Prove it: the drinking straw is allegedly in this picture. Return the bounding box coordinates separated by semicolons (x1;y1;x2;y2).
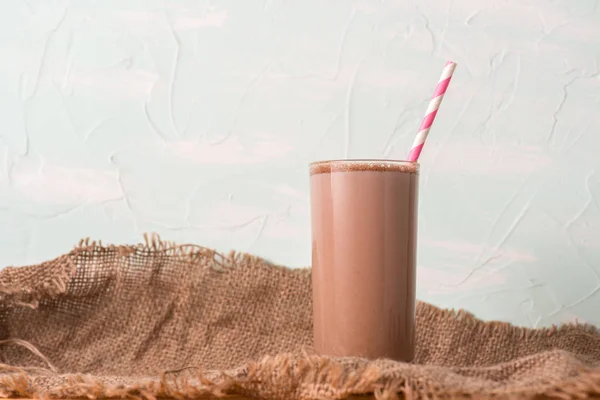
407;61;457;162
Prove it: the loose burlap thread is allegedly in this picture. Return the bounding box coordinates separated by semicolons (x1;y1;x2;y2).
0;235;599;399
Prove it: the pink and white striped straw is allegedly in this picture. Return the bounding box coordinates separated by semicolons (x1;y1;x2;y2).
407;61;457;162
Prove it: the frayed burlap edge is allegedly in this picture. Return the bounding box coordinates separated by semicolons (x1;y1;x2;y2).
8;233;596;343
0;233;310;310
1;234;600;400
2;353;600;400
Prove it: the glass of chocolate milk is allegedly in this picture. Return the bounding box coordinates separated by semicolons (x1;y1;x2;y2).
309;159;418;361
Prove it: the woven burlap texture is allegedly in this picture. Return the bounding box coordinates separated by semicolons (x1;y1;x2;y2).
0;235;599;400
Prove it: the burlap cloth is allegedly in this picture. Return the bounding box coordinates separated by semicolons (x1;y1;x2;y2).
0;235;599;399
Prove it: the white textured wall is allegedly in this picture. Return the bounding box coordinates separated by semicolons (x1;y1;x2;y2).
1;0;600;327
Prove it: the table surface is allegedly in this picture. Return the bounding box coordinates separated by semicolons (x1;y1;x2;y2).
6;396;600;399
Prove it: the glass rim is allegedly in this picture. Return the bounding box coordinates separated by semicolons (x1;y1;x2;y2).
309;159;419;175
309;159;418;166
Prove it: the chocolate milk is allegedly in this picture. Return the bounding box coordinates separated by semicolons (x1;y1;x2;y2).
309;160;418;361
